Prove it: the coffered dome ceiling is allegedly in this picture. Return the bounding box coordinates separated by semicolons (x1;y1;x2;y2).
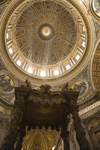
0;0;7;5
0;0;94;85
15;1;77;65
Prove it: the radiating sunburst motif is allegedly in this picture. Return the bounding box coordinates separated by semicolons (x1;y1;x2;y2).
38;23;54;40
15;1;77;65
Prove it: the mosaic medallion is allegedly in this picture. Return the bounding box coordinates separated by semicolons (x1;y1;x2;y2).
71;80;88;97
92;0;100;17
0;75;14;92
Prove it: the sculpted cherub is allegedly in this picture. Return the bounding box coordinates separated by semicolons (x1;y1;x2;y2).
40;84;51;95
61;83;72;92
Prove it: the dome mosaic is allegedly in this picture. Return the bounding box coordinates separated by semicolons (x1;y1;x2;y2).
15;1;77;65
3;0;91;83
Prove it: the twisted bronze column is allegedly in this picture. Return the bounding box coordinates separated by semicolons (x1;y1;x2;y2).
61;125;70;150
2;98;25;150
15;125;26;150
69;99;90;150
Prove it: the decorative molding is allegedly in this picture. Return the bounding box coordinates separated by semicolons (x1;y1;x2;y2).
92;43;100;90
79;101;100;116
